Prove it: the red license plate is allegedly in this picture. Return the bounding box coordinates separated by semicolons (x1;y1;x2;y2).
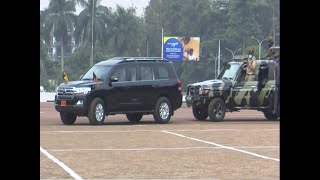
61;101;66;106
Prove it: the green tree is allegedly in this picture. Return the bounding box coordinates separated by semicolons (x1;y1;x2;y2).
107;6;141;56
44;0;77;72
75;0;111;66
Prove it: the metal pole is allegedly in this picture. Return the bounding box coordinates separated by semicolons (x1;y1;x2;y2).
225;48;234;59
259;42;261;60
147;40;149;57
161;26;163;59
218;37;221;75
91;0;94;67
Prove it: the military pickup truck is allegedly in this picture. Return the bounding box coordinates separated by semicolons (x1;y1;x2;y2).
185;58;279;121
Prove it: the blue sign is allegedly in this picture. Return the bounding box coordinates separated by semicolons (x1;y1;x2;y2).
163;38;183;61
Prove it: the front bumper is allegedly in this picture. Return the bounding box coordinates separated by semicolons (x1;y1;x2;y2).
185;95;209;107
54;94;87;116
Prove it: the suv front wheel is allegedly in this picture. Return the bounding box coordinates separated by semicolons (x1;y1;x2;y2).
208;98;226;121
60;112;77;125
192;106;208;120
153;97;172;124
88;98;106;125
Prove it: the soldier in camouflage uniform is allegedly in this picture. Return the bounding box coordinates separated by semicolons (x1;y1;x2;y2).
265;37;276;59
245;49;257;81
273;50;280;115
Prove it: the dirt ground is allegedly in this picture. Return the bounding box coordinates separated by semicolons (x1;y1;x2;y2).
40;102;279;179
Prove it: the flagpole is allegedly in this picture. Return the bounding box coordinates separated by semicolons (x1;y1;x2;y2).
161;26;163;59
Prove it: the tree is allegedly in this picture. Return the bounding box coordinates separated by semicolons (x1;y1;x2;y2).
107;6;141;56
226;0;261;54
74;0;111;66
44;0;77;72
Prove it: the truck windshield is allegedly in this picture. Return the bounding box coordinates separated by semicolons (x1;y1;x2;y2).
81;65;112;81
217;63;240;80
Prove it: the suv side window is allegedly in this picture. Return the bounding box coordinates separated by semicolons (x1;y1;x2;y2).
157;65;169;79
112;66;126;82
127;65;137;81
140;64;154;80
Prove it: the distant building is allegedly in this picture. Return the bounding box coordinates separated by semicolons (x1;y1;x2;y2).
45;28;76;61
41;10;76;61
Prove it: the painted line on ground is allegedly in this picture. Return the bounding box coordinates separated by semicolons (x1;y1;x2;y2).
40;129;279;133
161;130;279;162
47;146;279;152
40;146;83;180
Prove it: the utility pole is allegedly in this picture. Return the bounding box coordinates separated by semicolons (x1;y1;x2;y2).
218;37;221;75
91;0;94;67
272;0;276;46
161;26;163;59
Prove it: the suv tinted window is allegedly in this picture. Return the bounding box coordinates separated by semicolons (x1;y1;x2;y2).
127;65;137;81
112;65;126;82
140;64;154;80
157;65;169;79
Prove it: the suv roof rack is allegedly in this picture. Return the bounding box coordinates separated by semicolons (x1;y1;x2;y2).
111;57;167;62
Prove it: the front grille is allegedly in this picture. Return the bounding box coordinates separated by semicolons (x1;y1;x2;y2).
57;87;75;100
188;85;200;95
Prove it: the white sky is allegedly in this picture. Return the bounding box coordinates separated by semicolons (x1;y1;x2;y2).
40;0;150;17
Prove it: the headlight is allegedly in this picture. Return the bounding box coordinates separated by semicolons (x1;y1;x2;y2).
74;87;91;94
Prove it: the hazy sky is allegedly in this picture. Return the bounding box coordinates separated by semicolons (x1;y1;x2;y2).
40;0;150;17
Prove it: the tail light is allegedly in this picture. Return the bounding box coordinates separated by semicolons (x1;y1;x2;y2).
178;80;182;91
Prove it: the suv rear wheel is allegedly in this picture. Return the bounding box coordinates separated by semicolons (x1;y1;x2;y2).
88;98;105;125
263;110;279;120
208;98;226;121
126;113;143;123
60;112;77;125
192;106;208;120
153;97;172;124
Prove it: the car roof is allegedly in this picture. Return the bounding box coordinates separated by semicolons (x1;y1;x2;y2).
95;57;170;66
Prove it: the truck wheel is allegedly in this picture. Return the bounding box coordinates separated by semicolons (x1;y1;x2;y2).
153;97;172;124
60;112;77;125
263;111;279;120
192;106;208;120
208;98;226;121
126;113;143;123
88;98;105;125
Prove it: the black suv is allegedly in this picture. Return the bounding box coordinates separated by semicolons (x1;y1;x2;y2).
55;57;182;125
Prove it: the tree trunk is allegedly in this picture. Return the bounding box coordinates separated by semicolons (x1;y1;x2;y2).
60;37;64;72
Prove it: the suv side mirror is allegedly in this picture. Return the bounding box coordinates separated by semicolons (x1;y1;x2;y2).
110;76;119;82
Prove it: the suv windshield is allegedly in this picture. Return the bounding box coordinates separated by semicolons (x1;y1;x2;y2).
81;65;112;81
217;63;240;80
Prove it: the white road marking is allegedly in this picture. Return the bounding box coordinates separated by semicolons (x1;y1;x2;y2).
161;131;279;162
40;146;83;180
40;129;279;133
47;146;279;152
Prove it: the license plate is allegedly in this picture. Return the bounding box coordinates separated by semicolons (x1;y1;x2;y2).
61;101;66;106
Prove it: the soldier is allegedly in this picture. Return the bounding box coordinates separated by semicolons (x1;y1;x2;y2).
245;49;257;81
265;37;276;59
273;50;280;116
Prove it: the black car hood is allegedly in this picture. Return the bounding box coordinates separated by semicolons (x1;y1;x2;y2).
58;80;101;88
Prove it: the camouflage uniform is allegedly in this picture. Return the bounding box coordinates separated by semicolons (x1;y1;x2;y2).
245;55;257;81
273;54;280;115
